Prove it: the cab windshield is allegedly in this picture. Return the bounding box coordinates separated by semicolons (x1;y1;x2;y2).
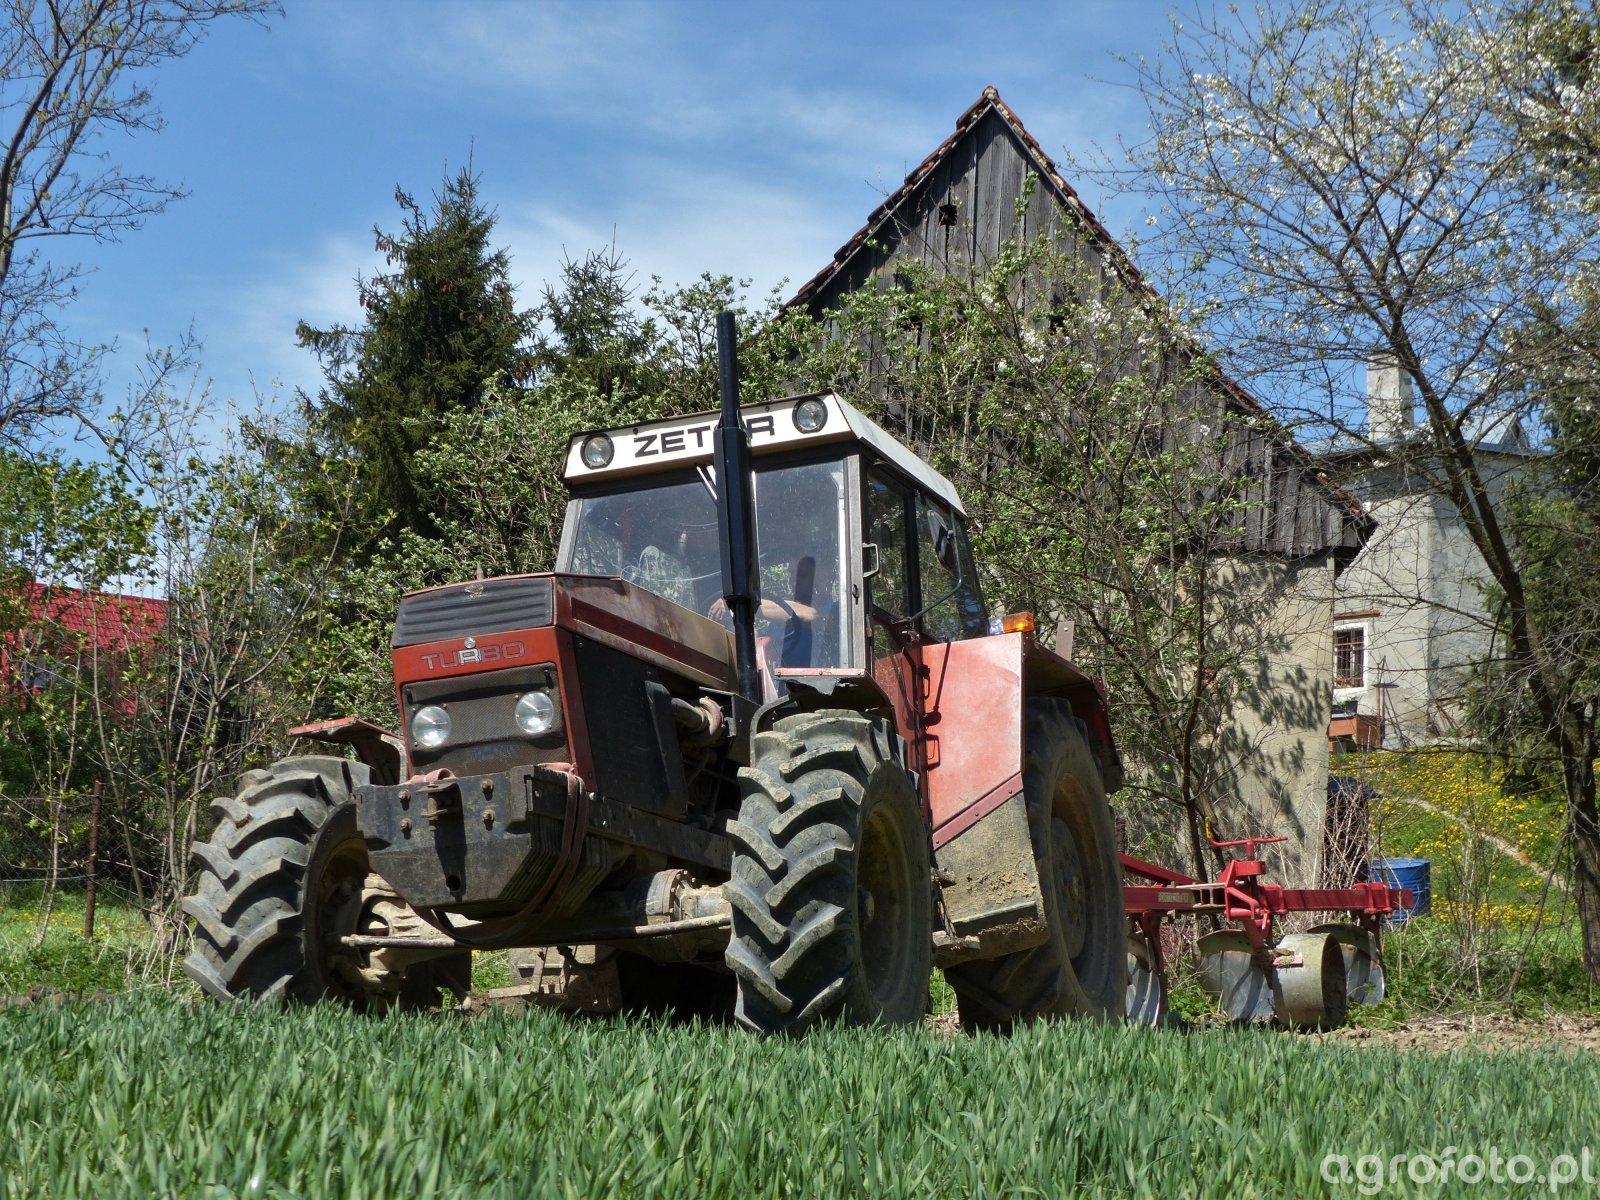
562;459;852;669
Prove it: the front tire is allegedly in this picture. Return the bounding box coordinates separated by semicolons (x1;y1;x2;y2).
183;755;467;1009
724;711;932;1034
948;700;1124;1031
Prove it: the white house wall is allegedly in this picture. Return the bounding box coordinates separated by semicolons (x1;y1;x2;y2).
1333;465;1505;746
1208;553;1337;886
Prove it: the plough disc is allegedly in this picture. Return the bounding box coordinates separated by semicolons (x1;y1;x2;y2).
1272;932;1349;1031
1310;923;1385;1007
1197;929;1354;1030
1125;931;1168;1027
1196;930;1276;1023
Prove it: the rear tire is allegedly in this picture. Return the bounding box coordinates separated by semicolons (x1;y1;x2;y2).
948;700;1124;1031
725;711;931;1035
183;755;468;1009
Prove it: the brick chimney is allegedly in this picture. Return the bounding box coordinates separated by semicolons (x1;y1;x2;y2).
1366;352;1415;443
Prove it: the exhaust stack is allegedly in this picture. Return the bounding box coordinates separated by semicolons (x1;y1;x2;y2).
713;310;761;703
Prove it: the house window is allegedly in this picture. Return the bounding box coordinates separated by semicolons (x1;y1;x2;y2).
1333;625;1367;691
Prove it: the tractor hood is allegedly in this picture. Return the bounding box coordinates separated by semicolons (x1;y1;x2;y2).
391;572;737;692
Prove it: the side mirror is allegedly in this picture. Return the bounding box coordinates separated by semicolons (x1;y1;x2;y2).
928;511;958;572
862;543;881;579
903;505;967;630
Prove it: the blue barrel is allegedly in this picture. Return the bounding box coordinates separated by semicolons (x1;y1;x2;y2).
1371;858;1432;923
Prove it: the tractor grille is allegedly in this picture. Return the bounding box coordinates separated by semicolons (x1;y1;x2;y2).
403;663;568;777
393;576;554;648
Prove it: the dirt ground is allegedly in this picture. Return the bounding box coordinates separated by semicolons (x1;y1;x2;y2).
1318;1013;1600;1054
922;1008;1600;1052
9;986;1599;1054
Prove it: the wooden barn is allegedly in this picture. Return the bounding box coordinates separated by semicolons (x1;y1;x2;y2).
787;86;1374;883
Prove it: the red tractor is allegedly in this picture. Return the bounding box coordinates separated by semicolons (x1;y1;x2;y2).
183;316;1127;1033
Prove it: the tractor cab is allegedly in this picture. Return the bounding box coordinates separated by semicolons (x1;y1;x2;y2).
557;391;989;698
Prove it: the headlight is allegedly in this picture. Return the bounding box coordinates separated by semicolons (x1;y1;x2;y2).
581;434;614;468
514;690;557;736
410;704;451;749
791;397;828;433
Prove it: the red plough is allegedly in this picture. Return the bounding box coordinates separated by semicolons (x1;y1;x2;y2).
1121;834;1414;1030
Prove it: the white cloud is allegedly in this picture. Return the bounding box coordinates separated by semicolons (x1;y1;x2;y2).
188;167;841;414
190;231;380;406
304;4;937;173
500;160;846;312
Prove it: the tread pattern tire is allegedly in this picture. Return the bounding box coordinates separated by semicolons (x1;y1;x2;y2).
183;755;466;1008
725;711;931;1035
947;699;1124;1031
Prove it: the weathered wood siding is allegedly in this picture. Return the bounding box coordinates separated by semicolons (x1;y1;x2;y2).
791;97;1368;563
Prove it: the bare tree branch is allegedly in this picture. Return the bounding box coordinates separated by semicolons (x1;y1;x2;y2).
0;0;278;449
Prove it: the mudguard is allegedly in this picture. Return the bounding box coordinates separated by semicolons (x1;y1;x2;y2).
921;632;1120;962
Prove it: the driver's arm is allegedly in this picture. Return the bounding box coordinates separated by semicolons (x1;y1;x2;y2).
707;596;817;624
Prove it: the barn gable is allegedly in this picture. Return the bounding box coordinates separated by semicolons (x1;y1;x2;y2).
788;86;1372;565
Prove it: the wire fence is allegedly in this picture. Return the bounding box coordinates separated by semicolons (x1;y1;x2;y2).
1;791;97;874
0;872;89;885
0;789;113;871
0;787;172;940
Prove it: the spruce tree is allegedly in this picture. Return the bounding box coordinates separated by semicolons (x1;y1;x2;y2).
297;168;536;546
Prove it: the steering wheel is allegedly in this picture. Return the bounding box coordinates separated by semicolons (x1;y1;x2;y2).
620;548;646;585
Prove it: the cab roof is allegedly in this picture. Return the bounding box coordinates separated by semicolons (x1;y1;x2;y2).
562;391;966;516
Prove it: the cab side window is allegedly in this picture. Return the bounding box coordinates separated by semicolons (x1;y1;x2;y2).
914;494;988;641
865;471;912;638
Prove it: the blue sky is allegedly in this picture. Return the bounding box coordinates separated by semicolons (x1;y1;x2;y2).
63;1;1178;418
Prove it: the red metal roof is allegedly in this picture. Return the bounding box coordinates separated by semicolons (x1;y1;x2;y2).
13;582;166;654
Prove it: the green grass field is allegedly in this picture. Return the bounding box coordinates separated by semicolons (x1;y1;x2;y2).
4;991;1599;1200
5;784;1599;1200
